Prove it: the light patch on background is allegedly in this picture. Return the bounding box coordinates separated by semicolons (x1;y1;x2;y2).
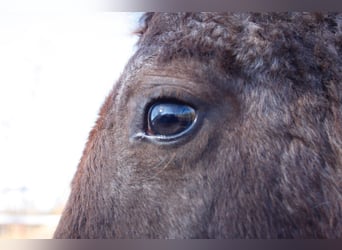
0;0;107;12
0;12;142;214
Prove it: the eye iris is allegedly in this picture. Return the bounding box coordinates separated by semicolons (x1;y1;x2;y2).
148;103;196;136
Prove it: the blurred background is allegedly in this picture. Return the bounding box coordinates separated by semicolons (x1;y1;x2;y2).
0;12;142;238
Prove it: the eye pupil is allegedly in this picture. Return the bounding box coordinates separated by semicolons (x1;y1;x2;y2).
148;102;196;137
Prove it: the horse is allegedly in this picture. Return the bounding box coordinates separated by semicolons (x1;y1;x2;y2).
54;12;342;238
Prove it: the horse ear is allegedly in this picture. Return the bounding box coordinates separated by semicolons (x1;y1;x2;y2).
133;12;155;37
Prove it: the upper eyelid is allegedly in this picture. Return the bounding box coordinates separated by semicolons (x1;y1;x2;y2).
136;75;212;98
138;85;196;102
144;97;197;114
130;85;204;114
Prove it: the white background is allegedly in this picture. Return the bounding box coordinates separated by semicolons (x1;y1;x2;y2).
0;12;142;213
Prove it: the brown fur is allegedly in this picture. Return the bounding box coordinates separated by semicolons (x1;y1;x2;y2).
54;12;342;238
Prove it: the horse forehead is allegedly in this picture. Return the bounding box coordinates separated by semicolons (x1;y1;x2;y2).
137;13;280;69
141;13;236;49
139;12;334;48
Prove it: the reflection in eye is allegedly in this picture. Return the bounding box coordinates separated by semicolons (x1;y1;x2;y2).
147;102;197;137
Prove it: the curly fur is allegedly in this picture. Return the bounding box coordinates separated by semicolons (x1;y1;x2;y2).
54;12;342;238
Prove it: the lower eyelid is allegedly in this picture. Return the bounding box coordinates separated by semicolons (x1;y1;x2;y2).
130;113;198;145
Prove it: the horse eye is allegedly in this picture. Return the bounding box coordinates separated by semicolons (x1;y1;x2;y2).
147;102;197;137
